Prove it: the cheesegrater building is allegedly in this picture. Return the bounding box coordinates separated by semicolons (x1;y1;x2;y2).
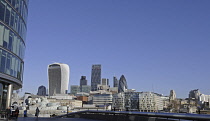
0;0;29;110
91;64;101;91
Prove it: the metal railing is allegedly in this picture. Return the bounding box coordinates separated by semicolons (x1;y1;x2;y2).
55;110;210;121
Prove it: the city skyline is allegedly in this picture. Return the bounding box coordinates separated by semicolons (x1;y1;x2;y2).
23;0;210;98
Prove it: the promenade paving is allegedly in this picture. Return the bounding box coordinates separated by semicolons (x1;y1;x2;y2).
2;117;101;121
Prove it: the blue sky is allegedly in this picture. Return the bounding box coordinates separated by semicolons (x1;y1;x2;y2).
23;0;210;98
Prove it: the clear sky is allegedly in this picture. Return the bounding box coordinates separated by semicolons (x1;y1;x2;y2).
23;0;210;98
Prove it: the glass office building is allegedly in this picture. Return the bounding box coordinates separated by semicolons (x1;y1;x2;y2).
91;64;101;91
0;0;28;110
118;75;128;93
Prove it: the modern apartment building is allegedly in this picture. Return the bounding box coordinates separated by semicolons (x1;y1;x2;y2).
48;63;69;96
91;64;101;91
139;92;163;112
112;93;124;110
113;91;163;112
0;0;29;109
113;92;140;111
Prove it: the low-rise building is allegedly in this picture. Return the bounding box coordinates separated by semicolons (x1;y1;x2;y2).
92;94;113;106
112;93;124;110
139;92;163;112
124;92;140;111
49;94;73;100
77;96;89;104
71;85;80;95
81;85;91;93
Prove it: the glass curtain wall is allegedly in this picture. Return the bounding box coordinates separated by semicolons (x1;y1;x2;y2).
0;0;28;110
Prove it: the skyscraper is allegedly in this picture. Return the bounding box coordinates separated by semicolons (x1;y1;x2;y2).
37;85;46;96
91;64;101;91
80;76;87;91
113;76;119;87
48;63;70;96
0;0;29;110
118;75;128;93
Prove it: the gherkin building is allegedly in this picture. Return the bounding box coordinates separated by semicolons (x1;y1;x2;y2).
118;75;128;93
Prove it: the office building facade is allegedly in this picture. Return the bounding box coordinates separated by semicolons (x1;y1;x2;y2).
139;92;163;112
80;76;87;92
113;76;118;87
101;78;109;85
37;85;46;96
118;75;128;93
189;89;201;100
48;63;69;96
81;85;91;93
0;0;29;110
70;85;80;95
112;93;124;110
124;92;140;111
92;94;113;106
91;64;101;91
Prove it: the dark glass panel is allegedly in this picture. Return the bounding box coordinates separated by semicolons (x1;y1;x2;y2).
0;51;6;73
3;41;7;48
15;0;19;12
0;83;3;110
8;32;13;51
11;0;16;7
15;14;18;30
7;0;12;4
5;7;10;25
18;19;20;33
0;3;5;21
19;0;22;15
6;53;11;71
17;60;20;79
10;11;14;28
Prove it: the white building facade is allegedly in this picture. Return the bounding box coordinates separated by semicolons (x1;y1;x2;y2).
48;63;70;96
139;92;163;112
199;94;210;104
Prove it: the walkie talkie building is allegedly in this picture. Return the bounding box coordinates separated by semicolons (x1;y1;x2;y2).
48;63;70;96
0;0;29;110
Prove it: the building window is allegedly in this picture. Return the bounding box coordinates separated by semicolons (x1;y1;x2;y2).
0;2;5;21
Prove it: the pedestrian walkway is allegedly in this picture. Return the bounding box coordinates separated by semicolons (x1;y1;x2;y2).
1;117;101;121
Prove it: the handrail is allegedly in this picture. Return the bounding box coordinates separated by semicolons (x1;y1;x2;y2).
55;110;210;120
